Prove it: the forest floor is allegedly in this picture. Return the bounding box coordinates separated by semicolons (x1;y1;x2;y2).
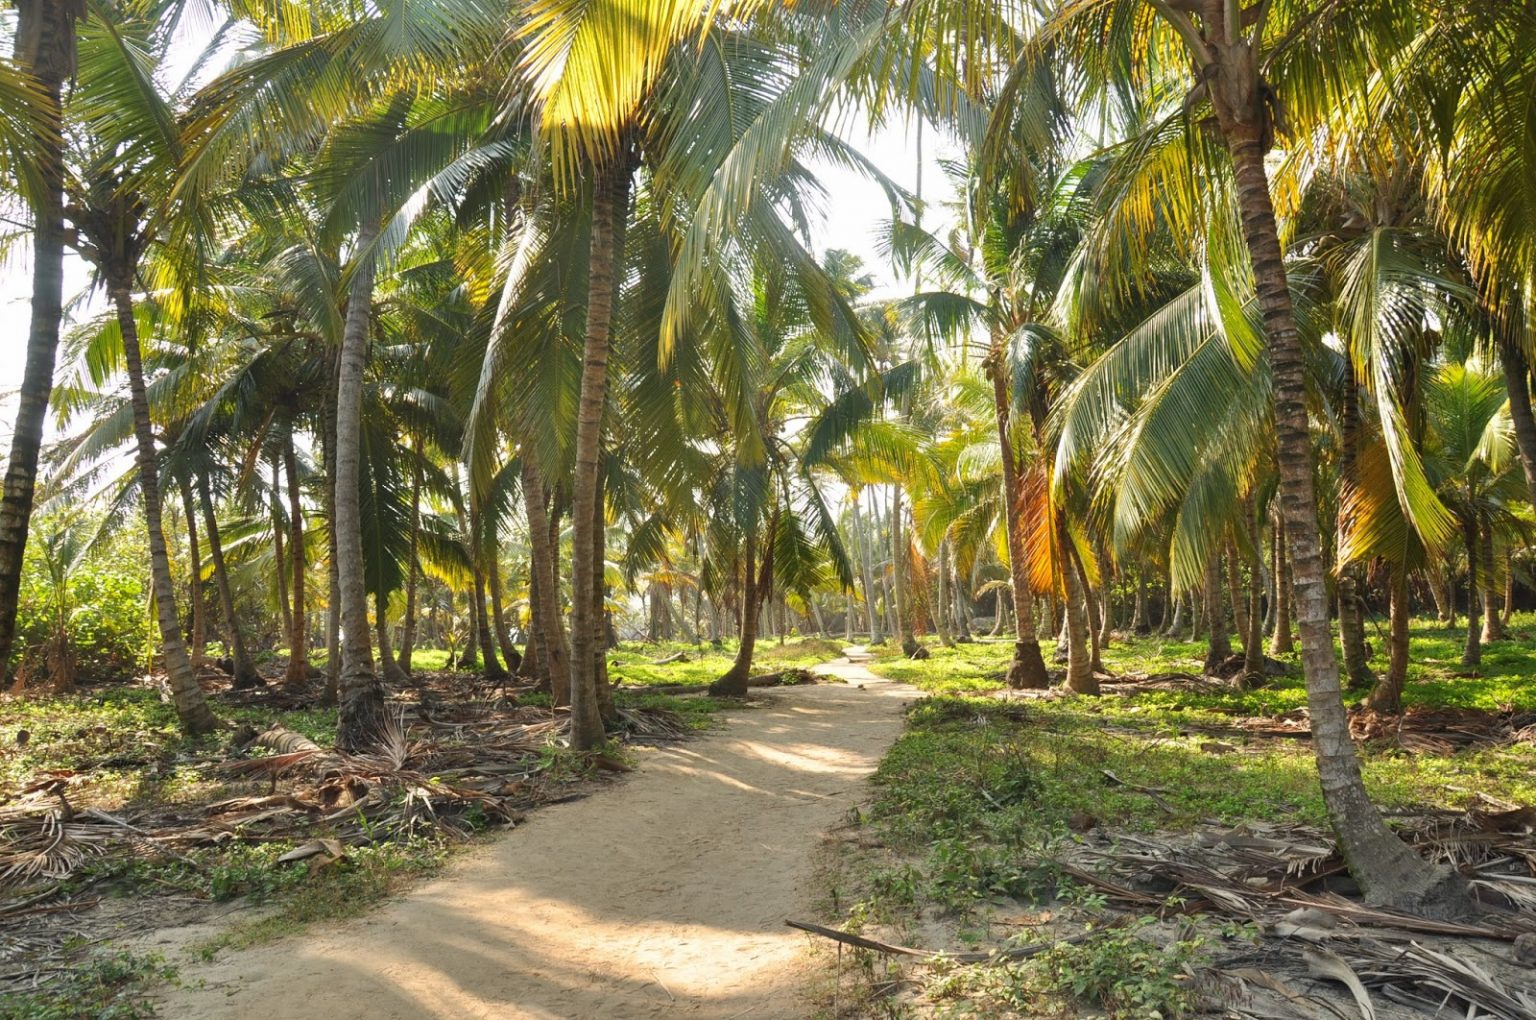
810;624;1536;1019
148;655;912;1019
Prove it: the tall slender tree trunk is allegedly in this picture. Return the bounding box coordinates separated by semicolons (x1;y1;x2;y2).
1338;377;1376;690
1212;76;1458;907
1269;523;1294;654
487;554;521;672
468;505;506;680
1132;571;1149;634
1225;544;1249;652
178;476;206;666
851;493;882;642
989;359;1048;686
521;455;570;706
110;286;216;734
271;454;292;643
568;159;632;751
1480;530;1503;643
397;456;421;675
282;436;309;684
1367;564;1410;712
1203;552;1231;674
1462;520;1482;667
374;589;399;679
334;228;384;751
710;517;775;698
1496;326;1536;504
591;466;615;720
198;475;261;689
891;485;916;656
0;0;79;680
1061;542;1097;695
934;540;955;648
1429;568;1454;626
321;349;341;704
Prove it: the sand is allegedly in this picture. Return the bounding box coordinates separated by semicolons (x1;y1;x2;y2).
153;657;909;1020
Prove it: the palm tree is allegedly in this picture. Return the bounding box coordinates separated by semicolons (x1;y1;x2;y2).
1023;0;1464;912
0;0;85;680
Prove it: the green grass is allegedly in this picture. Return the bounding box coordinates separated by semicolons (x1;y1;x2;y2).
606;635;850;687
814;617;1536;1017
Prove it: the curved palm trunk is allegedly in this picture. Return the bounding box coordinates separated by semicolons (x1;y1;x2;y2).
334;229;385;751
568;159;633;750
710;521;774;698
1215;93;1458;908
521;455;570;705
0;0;77;679
197;475;261;689
111;286;217;734
990;362;1048;687
1367;564;1410;712
487;554;521;673
1061;545;1097;695
178;476;206;665
396;456;421;675
282;436;309;683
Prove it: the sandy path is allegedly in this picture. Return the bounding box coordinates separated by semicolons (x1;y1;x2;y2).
155;658;909;1020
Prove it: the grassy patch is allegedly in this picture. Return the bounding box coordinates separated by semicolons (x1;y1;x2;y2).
0;950;177;1020
606;636;850;687
817;619;1536;1017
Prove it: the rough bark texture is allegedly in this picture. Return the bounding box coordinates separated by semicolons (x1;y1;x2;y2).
1203;552;1231;674
282;437;309;684
112;286;217;734
397;457;421;675
1462;519;1482;667
568;159;631;750
178;476;206;665
1208;39;1460;909
989;360;1048;687
1497;328;1536;504
334;229;385;751
0;0;78;679
710;524;773;698
198;476;261;689
1367;565;1410;712
521;455;570;706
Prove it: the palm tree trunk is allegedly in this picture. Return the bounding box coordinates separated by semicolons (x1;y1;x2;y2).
711;516;775;698
1217;104;1457;909
1338;377;1376;690
198;474;261;689
521;454;570;705
1462;520;1482;666
1480;529;1503;643
374;589;398;677
468;504;506;680
891;485;915;655
396;456;421;675
1367;564;1410;712
851;493;882;642
110;285;217;734
568;159;632;751
1132;571;1149;634
0;0;77;681
934;540;955;648
1061;542;1097;695
1225;545;1249;652
990;362;1048;687
178;475;206;666
282;436;309;684
321;348;341;704
1496;328;1536;503
334;228;385;751
1203;552;1231;674
1269;522;1294;654
590;465;615;720
487;556;521;675
271;454;292;644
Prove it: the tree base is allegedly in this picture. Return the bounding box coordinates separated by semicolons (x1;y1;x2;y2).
1006;641;1049;689
708;666;750;698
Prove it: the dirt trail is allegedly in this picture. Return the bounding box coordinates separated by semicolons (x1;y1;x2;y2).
155;657;909;1020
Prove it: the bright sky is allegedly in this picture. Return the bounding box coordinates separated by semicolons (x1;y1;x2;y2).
0;23;961;449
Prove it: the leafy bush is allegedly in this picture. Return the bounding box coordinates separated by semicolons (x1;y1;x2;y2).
14;510;153;681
